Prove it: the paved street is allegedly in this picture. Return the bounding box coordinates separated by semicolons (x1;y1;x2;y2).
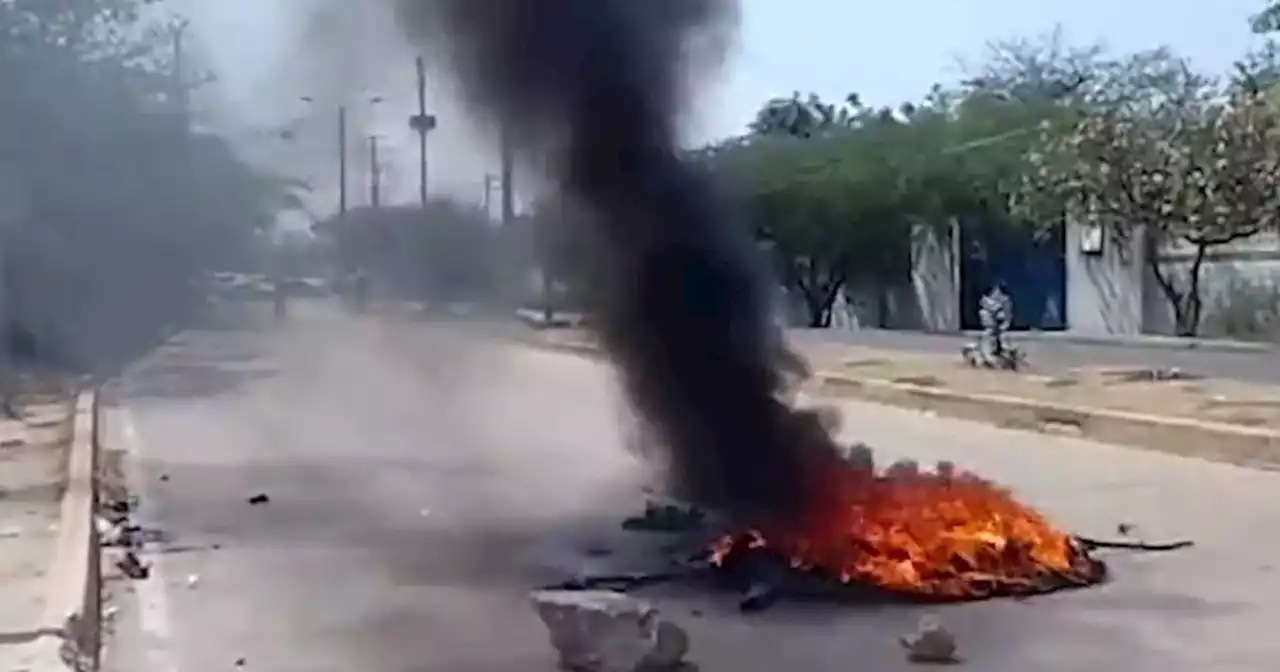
791;328;1280;383
104;301;1280;671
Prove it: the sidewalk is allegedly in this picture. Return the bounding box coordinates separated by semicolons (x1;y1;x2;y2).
0;397;75;668
536;328;1280;424
794;339;1280;429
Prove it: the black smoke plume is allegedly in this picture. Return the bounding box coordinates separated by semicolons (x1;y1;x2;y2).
396;0;840;523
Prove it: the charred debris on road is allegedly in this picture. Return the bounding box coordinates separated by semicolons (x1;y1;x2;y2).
547;437;1192;613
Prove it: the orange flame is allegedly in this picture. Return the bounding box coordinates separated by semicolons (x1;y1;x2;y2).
709;455;1098;599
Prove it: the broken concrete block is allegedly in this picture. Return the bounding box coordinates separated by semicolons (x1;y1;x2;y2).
901;615;959;664
530;589;689;672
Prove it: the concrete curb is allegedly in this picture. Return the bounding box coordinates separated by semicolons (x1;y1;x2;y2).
535;337;1280;471
538;339;605;359
813;373;1280;470
973;330;1276;353
13;389;101;671
797;327;1277;353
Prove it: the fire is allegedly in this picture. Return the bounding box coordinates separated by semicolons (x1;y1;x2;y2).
708;455;1103;599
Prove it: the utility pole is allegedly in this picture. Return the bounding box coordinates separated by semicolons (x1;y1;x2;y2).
368;135;381;209
169;18;191;129
482;173;499;219
409;56;437;208
338;106;348;215
499;117;515;226
496;119;548;321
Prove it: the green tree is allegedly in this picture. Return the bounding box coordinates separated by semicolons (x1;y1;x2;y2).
0;0;304;370
749;92;863;137
713;105;926;327
1252;1;1280;33
1021;53;1280;336
314;199;499;303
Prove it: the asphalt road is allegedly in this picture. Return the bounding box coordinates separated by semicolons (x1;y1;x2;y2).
103;301;1280;671
791;328;1280;383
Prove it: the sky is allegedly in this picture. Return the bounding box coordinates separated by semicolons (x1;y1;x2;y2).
174;0;1272;220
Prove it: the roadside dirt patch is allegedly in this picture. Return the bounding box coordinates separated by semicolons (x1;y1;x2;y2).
0;402;73;641
795;341;1280;428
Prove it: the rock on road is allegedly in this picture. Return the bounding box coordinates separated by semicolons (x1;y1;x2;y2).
104;301;1280;672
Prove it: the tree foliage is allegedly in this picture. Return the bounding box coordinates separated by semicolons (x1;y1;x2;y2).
1253;1;1280;34
709;128;903;326
0;0;303;371
315;200;500;303
706;24;1280;338
1019;48;1280;335
703;73;1063;327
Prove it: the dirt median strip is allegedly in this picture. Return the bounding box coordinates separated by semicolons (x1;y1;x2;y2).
10;389;101;672
814;373;1280;469
531;332;1280;471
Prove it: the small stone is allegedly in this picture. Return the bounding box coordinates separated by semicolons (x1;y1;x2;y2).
117;552;150;580
901;616;959;664
186;574;200;589
739;582;778;612
247;493;269;505
95;516;127;546
159;473;170;482
1116;523;1134;536
234;657;246;667
530;589;689;671
104;499;132;517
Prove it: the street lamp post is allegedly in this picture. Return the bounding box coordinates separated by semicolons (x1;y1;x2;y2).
337;104;347;215
409;56;437;208
169;18;191;128
482;173;499;220
299;95;382;217
368;135;382;209
499;117;514;226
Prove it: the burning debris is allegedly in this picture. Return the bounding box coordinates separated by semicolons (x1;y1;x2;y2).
703;453;1106;602
547;438;1195;611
